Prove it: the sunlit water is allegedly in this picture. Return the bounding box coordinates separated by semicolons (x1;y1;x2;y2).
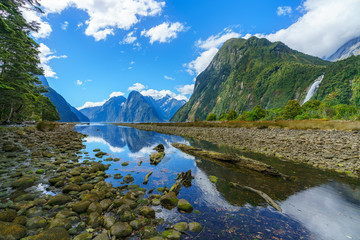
74;123;360;240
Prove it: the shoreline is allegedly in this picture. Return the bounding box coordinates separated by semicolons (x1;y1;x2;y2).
116;122;360;178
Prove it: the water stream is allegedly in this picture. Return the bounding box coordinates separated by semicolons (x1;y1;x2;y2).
302;75;324;104
74;123;360;240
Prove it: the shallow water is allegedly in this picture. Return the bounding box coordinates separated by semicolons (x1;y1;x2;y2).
74;123;360;240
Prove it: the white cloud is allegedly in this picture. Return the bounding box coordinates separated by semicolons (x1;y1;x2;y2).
164;75;175;80
140;89;188;101
266;0;360;58
78;91;125;109
77;22;83;29
130;61;135;65
185;28;240;76
277;6;292;16
38;0;165;41
141;22;185;44
78;100;106;110
76;80;83;85
21;7;52;39
38;43;67;78
121;31;137;44
61;21;69;30
176;84;194;95
128;83;146;92
109;91;125;98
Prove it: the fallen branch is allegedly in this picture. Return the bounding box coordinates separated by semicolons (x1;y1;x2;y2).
230;182;282;212
169;170;194;195
172;143;289;180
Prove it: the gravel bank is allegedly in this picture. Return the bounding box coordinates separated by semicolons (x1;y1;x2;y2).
119;124;360;177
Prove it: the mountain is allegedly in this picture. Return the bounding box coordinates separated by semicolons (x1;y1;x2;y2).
327;37;360;62
172;37;329;122
80;91;185;123
39;76;89;122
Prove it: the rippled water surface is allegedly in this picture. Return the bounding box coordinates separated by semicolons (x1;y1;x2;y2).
74;123;360;240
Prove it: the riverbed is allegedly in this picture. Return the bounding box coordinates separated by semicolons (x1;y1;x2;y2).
73;123;360;240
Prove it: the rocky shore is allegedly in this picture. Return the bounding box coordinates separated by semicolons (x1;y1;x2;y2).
118;123;360;178
0;123;201;240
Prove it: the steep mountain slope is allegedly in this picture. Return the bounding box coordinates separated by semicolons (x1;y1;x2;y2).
39;76;89;122
90;96;126;122
327;37;360;62
116;91;163;122
156;95;186;120
172;37;329;122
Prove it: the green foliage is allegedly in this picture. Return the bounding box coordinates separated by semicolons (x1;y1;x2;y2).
226;110;238;120
333;104;357;120
206;113;217;121
0;0;59;123
282;100;301;120
239;105;266;121
218;112;228;121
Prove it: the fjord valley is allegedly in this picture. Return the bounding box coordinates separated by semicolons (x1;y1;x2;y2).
1;0;360;240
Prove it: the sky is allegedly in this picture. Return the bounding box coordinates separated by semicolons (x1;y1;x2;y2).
22;0;360;109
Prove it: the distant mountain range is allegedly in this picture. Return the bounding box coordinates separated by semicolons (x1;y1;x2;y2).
327;37;360;62
172;37;360;121
79;91;186;122
39;76;89;122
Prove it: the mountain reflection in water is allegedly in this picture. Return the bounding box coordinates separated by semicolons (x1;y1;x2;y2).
74;123;360;240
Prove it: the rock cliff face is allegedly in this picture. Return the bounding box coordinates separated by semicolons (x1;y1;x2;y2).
172;37;360;122
327;37;360;62
80;91;185;123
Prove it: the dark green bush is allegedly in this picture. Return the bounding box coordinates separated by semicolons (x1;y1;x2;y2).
206;113;217;121
36;121;59;132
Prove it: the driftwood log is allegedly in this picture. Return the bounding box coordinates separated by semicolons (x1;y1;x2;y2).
172;143;289;180
143;171;153;185
230;182;282;212
169;170;194;195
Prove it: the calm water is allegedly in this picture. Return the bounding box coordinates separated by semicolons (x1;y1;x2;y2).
73;123;360;240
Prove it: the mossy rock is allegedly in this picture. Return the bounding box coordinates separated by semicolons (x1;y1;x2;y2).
35;169;45;174
63;184;81;193
209;175;218;183
177;199;193;213
123;175;134;183
73;232;92;240
161;230;181;240
48;194;72;206
150;152;165;165
0;209;17;222
113;173;122;179
11;177;36;189
33;227;70;240
26;216;47;229
160;192;178;209
72;201;91;214
0;221;27;240
174;222;188;232
49;218;72;230
139;206;155;218
110;222;132;238
121;162;129;167
188;222;202;232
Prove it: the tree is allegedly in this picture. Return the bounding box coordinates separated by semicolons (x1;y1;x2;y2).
226;110;238;120
0;0;58;122
206;113;217;121
282;100;301;119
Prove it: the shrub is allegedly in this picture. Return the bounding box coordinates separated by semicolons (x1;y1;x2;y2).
218;112;228;121
206;113;217;121
282;100;301;119
226;110;238;120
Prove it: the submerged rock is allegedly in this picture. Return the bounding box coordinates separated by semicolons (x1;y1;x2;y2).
150;152;165;165
174;222;188;232
188;222;202;232
177;199;193;213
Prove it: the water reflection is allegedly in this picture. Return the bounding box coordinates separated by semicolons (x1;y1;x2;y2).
74;123;360;240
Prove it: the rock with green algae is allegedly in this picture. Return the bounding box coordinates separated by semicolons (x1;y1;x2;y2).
160;192;178;209
103;215;116;229
110;222;132;237
0;221;27;240
209;175;218;183
62;184;81;193
11;176;36;189
123;174;134;183
139;206;155;218
0;209;17;222
161;229;181;240
188;222;202;232
174;222;188;232
26;216;47;229
49;218;72;230
177;199;193;213
72;200;91;214
93;232;108;240
113;173;122;179
35;169;45;174
73;232;92;240
87;212;102;228
121;162;130;167
48;194;72;206
33;227;70;240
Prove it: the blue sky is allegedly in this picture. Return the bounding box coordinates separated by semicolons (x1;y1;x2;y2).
23;0;360;109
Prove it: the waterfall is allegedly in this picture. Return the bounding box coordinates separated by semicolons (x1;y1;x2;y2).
302;74;324;105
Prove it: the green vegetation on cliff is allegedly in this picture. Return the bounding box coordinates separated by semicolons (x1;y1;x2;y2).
172;37;360;122
172;37;329;122
0;0;59;123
